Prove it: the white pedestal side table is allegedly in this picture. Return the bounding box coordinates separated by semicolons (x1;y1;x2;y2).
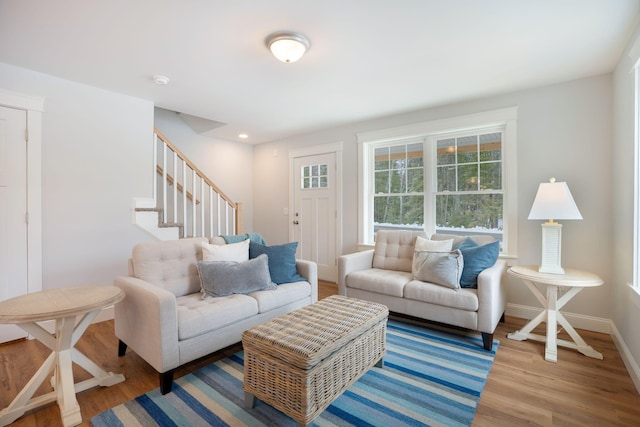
0;285;125;427
507;265;603;363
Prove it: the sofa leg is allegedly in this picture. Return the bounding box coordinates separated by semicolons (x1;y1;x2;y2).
118;340;127;357
160;370;175;395
500;312;506;323
481;332;493;351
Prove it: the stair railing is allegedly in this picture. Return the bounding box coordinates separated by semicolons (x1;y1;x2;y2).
151;128;242;238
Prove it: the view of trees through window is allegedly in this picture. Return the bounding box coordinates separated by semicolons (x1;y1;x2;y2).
373;131;504;241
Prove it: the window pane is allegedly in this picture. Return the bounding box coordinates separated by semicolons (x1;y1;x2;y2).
437;165;456;191
375;147;389;170
303;166;310;178
312;177;318;187
437;138;456;165
436;193;503;236
480;162;501;190
375;170;389;193
458;164;479;191
457;135;478;164
320;176;328;187
390;169;406;193
303;177;311;189
479;133;502;161
374;195;424;230
320;164;328;175
407;143;424;167
390;145;407;169
407;168;423;192
311;165;318;176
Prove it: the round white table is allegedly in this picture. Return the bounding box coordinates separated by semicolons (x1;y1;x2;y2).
507;265;603;363
0;285;125;427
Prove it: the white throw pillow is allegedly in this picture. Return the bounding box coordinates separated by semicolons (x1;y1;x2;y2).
412;250;464;289
201;239;249;262
414;236;454;252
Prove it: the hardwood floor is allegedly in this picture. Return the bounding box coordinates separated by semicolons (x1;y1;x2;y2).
1;281;639;426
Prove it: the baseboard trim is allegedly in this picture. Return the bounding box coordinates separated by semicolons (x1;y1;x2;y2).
505;303;611;334
609;321;640;394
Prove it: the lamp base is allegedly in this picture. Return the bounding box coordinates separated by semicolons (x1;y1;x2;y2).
539;222;564;275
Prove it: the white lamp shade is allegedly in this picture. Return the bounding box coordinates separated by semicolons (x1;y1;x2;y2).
267;32;309;63
528;180;582;221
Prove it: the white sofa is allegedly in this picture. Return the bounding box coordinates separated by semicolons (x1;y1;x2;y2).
114;236;318;394
339;230;506;350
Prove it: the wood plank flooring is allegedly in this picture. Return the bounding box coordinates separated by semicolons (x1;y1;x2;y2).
1;281;639;426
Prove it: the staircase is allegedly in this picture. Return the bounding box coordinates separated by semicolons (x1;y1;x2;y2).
134;128;242;240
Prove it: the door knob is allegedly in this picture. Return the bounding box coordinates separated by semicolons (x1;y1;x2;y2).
293;220;299;225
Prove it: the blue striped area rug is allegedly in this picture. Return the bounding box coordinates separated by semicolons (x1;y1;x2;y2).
92;319;498;426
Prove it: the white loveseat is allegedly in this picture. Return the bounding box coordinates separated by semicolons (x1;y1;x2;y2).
339;230;506;350
114;236;318;394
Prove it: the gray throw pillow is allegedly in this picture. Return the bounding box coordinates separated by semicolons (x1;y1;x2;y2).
412;250;464;290
198;254;277;298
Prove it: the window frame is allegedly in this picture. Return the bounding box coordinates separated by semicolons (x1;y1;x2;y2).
357;107;518;257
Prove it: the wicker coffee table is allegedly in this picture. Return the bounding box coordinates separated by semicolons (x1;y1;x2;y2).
242;295;388;426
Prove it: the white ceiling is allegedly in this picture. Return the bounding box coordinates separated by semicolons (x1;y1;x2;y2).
0;0;638;144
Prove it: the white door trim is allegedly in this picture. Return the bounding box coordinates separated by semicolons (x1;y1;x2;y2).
289;142;343;274
0;89;44;295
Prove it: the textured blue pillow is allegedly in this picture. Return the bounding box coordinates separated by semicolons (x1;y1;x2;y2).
454;236;478;251
249;241;306;284
456;240;499;288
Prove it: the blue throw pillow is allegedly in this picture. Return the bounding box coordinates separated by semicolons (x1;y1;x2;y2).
454;236;478;251
456;240;499;288
249;241;306;284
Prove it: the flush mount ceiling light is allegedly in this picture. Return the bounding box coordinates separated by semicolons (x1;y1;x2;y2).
266;31;310;63
153;75;170;85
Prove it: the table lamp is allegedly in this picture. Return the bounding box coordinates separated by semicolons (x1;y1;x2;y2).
528;178;582;274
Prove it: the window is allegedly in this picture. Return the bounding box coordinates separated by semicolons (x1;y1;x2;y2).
357;108;518;256
433;130;503;242
301;163;328;189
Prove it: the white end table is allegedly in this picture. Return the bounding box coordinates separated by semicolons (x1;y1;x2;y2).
507;265;603;363
0;285;125;427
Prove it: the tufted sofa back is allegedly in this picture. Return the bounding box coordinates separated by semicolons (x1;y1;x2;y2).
131;237;209;297
372;230;427;272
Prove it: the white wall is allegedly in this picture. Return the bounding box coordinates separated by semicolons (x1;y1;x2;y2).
254;74;614;322
612;22;640;384
0;62;156;290
153;108;254;233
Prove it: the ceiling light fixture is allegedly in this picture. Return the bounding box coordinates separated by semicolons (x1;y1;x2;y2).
153;75;170;85
266;31;310;63
238;133;249;139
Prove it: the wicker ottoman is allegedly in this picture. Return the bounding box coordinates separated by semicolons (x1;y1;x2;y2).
242;295;388;426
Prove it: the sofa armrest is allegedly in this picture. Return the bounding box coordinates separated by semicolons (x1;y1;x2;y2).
476;259;507;334
338;249;375;295
114;276;180;373
296;259;318;303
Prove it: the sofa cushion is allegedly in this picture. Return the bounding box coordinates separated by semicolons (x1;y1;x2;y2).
201;239;249;262
249;241;305;284
412;250;463;289
415;236;453;251
431;233;496;247
250;282;312;313
132;237;207;297
404;280;479;311
176;293;258;340
373;230;427;272
198;254;277;298
346;268;412;297
454;239;500;288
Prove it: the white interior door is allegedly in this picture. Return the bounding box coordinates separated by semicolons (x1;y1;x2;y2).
0;105;28;342
293;153;337;282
